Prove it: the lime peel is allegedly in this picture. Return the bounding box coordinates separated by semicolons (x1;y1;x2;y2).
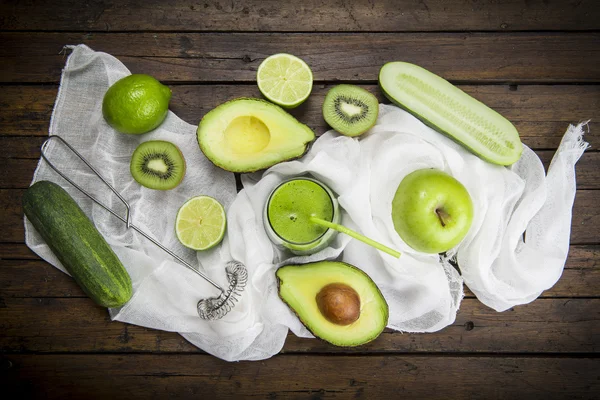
102;74;171;135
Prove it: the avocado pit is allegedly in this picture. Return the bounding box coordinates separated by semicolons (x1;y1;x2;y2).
316;283;360;325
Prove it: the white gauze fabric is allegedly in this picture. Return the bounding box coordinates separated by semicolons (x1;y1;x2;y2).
26;45;588;361
341;106;589;314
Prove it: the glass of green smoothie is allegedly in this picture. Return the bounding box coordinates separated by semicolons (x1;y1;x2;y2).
263;177;340;255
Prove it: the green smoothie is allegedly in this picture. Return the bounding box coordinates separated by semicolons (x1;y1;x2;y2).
264;178;339;254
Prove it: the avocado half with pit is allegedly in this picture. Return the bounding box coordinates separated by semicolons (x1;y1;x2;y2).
197;98;315;173
277;261;389;347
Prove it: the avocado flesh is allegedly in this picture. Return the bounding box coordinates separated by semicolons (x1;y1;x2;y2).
197;98;315;173
277;261;389;347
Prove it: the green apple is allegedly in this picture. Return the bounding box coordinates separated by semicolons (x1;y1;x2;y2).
391;169;473;254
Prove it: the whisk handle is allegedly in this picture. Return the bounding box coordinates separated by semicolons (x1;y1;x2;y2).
40;135;225;294
128;224;224;293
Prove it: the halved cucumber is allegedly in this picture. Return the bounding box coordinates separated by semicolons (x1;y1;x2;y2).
379;62;522;165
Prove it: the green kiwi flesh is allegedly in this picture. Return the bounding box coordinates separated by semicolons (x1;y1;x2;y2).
130;140;186;190
379;62;522;166
322;85;379;137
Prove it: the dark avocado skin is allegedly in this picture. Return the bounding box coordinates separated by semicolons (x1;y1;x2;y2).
275;261;389;348
377;65;522;166
197;97;316;173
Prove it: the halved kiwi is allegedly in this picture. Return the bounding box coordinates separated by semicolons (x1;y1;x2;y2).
130;140;186;190
322;84;379;137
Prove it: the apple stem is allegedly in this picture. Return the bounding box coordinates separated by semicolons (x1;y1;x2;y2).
309;216;401;259
436;208;450;227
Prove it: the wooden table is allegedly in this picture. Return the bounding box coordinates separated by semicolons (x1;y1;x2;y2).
1;1;599;398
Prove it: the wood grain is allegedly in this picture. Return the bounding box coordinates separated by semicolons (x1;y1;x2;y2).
3;149;598;191
1;242;598;299
2;33;599;83
0;243;38;260
2;297;598;354
1;1;598;398
1;84;598;150
3;189;599;244
0;0;598;32
2;354;598;399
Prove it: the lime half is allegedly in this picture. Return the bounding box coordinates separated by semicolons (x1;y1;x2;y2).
257;53;313;108
176;196;226;251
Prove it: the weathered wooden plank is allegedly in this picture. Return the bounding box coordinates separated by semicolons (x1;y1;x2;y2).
0;243;37;260
0;189;26;243
0;85;55;136
2;150;598;190
2;354;598;399
0;293;597;356
0;297;598;355
0;0;598;32
2;85;597;150
2;33;599;83
3;189;599;244
547;245;600;297
1;244;598;299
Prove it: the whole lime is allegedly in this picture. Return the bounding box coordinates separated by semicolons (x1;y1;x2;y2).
102;74;172;134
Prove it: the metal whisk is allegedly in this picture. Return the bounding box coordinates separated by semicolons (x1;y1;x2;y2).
40;135;247;320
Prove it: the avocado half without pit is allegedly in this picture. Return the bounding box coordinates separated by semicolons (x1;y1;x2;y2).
277;261;389;347
197;98;316;173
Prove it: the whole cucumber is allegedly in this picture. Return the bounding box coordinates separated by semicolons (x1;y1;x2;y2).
23;180;132;308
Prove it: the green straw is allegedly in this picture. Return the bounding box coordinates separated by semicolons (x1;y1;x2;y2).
310;216;401;258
